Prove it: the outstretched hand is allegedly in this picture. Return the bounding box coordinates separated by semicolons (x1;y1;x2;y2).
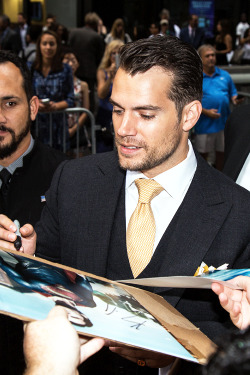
212;276;250;330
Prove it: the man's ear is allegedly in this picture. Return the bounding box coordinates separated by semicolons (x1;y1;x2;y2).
29;96;39;121
182;100;202;132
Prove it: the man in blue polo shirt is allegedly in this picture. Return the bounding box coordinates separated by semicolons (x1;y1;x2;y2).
194;44;238;170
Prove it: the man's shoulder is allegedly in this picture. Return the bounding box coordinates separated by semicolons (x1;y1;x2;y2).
196;153;250;199
215;66;231;79
62;151;119;174
31;140;68;165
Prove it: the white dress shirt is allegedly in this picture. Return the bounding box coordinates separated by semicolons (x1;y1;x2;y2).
236;153;250;191
125;140;197;251
125;140;197;375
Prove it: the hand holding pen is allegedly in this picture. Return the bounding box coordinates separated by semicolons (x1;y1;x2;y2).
0;214;36;255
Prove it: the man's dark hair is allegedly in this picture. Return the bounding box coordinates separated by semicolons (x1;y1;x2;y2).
119;35;203;121
0;14;10;27
84;12;100;31
203;328;250;374
0;50;33;102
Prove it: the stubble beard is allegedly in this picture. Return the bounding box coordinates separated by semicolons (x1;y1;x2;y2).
115;127;182;173
0;119;31;160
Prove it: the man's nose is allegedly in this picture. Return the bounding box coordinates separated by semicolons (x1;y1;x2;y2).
116;112;136;137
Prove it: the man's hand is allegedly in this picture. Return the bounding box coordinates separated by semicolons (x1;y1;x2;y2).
24;306;105;375
108;343;174;368
212;276;250;330
202;108;221;119
0;214;36;255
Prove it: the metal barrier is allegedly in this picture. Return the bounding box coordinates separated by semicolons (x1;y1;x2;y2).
35;107;101;156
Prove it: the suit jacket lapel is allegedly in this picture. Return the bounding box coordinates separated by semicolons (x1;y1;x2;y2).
153;155;232;306
77;152;126;277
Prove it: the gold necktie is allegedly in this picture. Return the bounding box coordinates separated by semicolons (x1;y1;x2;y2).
127;178;164;278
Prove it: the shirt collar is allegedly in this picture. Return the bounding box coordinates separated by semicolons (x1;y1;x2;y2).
0;135;35;175
126;140;197;199
203;66;220;78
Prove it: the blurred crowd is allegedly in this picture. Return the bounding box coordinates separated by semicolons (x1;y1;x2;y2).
0;9;248;157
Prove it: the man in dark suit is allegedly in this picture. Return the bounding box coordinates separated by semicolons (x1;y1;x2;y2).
180;14;205;49
223;105;250;190
1;36;250;375
0;50;67;375
69;12;104;113
0;14;22;54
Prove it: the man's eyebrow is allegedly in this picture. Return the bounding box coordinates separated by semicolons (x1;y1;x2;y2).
109;98;161;111
1;96;20;100
109;98;122;108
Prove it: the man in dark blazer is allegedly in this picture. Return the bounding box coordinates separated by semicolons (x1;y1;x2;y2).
1;36;250;375
0;14;22;54
69;12;104;113
0;51;67;375
180;14;205;49
223;104;250;188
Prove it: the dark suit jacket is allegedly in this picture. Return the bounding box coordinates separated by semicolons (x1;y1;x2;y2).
68;26;104;80
0;140;67;227
0;27;22;53
223;105;250;181
36;150;250;340
180;27;205;49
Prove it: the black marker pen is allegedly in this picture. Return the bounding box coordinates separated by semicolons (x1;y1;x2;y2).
13;220;22;250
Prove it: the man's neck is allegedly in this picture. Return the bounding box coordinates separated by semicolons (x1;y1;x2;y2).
0;133;31;167
203;67;215;76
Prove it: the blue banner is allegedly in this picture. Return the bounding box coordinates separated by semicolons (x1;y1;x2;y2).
189;0;214;39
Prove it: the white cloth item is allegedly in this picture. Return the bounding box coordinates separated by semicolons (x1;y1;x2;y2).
236;152;250;191
125;140;197;252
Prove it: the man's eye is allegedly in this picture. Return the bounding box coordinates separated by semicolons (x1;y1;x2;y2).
6;101;16;107
141;114;154;120
113;109;123;115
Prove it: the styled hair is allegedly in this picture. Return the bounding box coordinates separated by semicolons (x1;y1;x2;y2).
33;30;63;73
119;35;203;121
0;50;33;102
198;44;216;57
84;12;100;31
111;18;125;40
98;40;124;70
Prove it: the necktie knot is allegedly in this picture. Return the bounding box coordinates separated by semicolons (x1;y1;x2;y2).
0;168;11;187
135;178;164;204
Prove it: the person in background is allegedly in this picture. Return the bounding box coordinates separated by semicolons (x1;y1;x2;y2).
239;27;250;64
19;24;41;63
159;8;180;38
180;14;205;49
223;105;250;190
214;19;233;65
193;44;238;170
68;12;104;114
62;49;91;157
55;23;69;46
105;18;132;44
159;20;174;36
42;13;56;32
0;14;22;54
23;306;105;375
16;12;29;52
96;40;123;152
98;18;107;41
148;22;159;38
31;30;74;151
235;12;249;46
